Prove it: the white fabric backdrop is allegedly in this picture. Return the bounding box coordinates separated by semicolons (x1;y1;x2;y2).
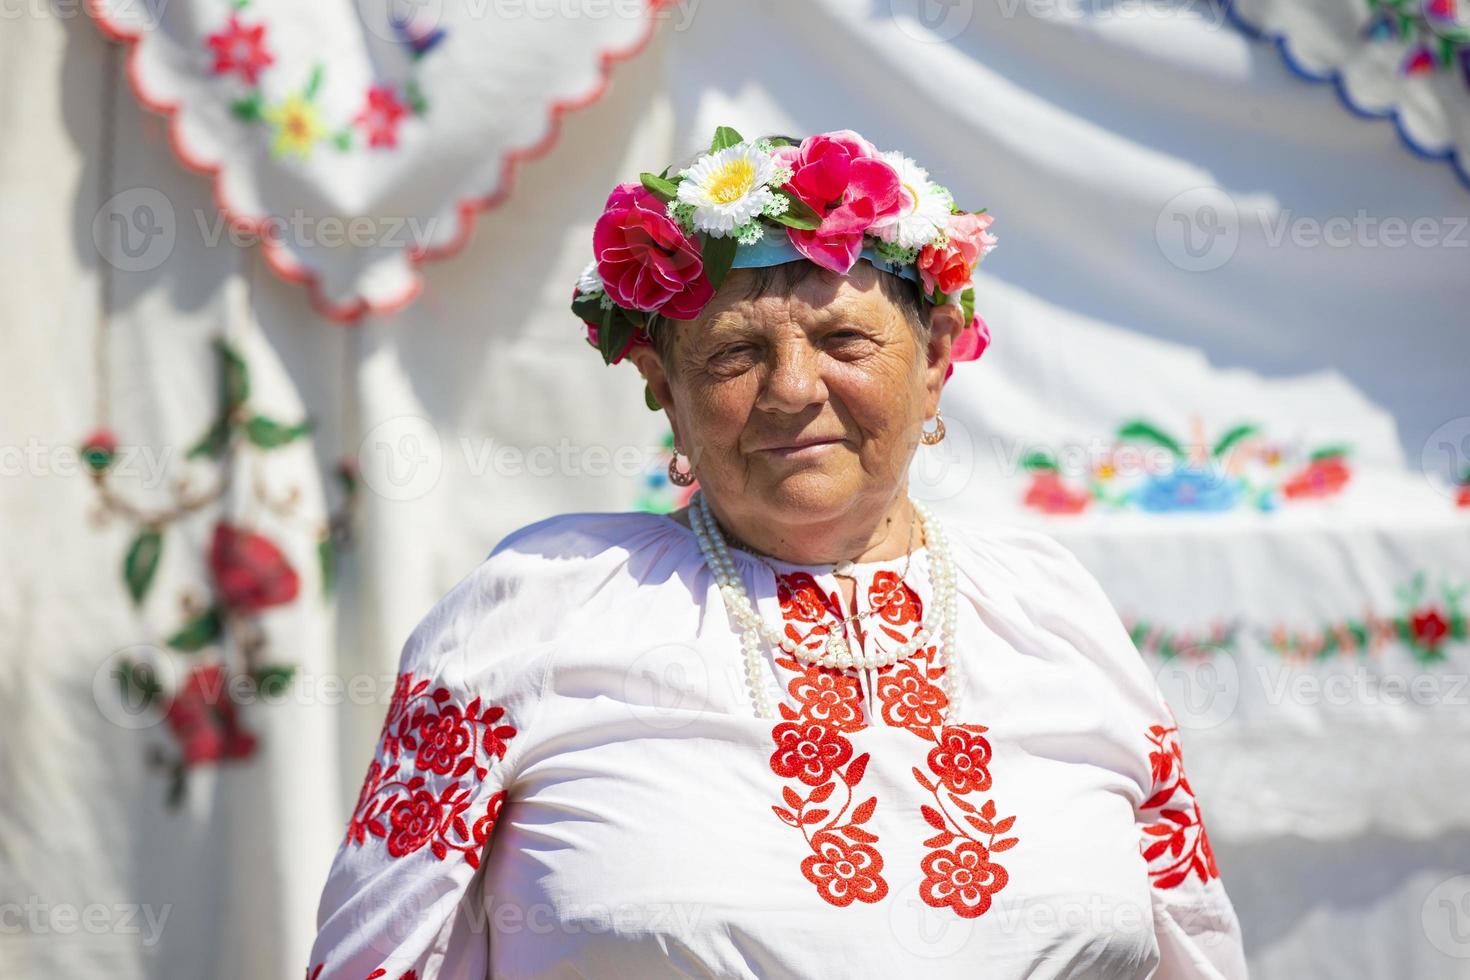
3;0;1468;977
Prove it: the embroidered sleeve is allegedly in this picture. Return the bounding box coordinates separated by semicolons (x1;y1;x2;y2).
1137;711;1247;979
980;524;1249;978
306;554;545;980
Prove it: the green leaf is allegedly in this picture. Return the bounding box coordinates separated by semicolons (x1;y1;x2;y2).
571;293;605;324
639;172;680;202
959;286;975;327
770;189;821;231
1211;424;1259;458
215;338;250;413
318;534;336;598
116;659;163;707
700;233;739;291
333;130;352;152
166;606;222;652
230;93;263;122
245;415;313;449
187;417;230;460
1021;450;1058;472
597;307;637;365
252;665;297;699
124;528;163;606
305;63;324;101
1309;444;1351;461
709;126;744;152
1117;420;1185;458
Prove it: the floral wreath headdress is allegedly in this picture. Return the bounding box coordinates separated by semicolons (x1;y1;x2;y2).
572;126;996;403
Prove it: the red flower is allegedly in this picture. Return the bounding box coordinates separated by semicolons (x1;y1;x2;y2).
354;85;409;148
164;663;257;766
928;725;993;794
869;571;922;626
789;667;864;732
800;831;888;906
772;131;903;274
208;522;300;613
916;211;997;299
1282;455;1351;499
206;15;274;85
919;841;1008;918
770;721;853;786
777;572;836;624
414;706;472;775
1410;607;1450;651
593;183;713;318
877;660;947;732
1457;486;1470;508
1023;471;1090;514
386;789;444;857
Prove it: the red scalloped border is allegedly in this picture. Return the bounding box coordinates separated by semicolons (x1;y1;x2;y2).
86;0;676;324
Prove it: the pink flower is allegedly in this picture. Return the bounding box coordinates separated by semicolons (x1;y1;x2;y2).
917;212;996;299
593;183;713;318
773;131;903;274
945;312;991;381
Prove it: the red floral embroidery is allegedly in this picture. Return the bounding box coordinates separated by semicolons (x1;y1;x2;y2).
1140;723;1220;890
206;15;274;85
355;86;409;148
768;571;888;906
919;839;1010;918
875;658;947;734
770;719;855;786
802;830;887;907
765;567;1018;918
345;672;516;869
927;725;994;794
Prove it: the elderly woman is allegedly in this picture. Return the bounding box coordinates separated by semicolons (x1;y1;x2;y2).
307;128;1246;979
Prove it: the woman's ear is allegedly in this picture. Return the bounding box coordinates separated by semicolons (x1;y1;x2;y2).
626;344;675;415
924;302;965;397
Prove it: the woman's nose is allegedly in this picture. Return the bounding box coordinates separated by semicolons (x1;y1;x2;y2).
756;341;827;414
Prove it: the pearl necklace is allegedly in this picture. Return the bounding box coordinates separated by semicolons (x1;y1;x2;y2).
688;489;963;720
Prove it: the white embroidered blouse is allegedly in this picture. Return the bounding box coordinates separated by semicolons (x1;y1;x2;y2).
307;510;1247;979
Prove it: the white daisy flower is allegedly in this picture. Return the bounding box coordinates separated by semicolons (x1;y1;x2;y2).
576;259;604;296
871;151;953;250
676;142;781;238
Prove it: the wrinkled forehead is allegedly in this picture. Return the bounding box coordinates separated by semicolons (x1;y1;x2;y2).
696;261;896;332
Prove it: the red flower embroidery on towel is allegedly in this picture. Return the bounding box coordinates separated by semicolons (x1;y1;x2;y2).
345;672;516;868
1140;723;1220;890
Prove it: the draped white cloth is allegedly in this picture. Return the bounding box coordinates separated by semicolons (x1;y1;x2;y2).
308;510;1247;979
3;0;1467;978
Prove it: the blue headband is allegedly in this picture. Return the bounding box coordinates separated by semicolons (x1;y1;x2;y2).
728;234;926;292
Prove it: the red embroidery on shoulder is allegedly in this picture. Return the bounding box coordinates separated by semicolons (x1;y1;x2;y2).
769;573;888;907
1140;723;1219;890
345;671;516;868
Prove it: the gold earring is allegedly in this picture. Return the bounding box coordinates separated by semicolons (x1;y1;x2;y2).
668;446;696;486
920;410;946;446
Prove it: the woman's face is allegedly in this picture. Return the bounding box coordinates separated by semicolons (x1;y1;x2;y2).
630;261;962;536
